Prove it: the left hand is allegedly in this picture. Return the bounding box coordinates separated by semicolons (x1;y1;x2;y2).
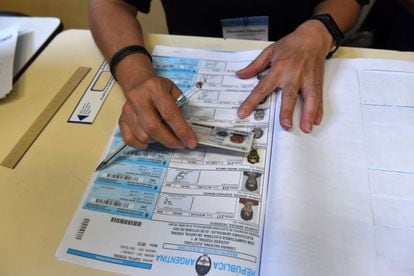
236;19;332;133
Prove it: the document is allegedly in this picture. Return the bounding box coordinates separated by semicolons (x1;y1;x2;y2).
56;46;414;276
260;58;414;276
0;25;19;99
57;46;273;276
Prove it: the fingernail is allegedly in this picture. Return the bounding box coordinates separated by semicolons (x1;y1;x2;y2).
237;109;247;119
282;120;292;129
303;124;312;133
188;140;198;149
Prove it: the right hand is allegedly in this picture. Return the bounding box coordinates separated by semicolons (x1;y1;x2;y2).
118;75;198;150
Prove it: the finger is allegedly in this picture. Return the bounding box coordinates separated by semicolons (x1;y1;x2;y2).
238;73;280;119
122;102;155;144
279;84;300;130
123;78;194;149
126;88;185;149
161;110;198;149
150;86;197;149
119;118;149;149
314;98;323;125
236;46;273;79
312;70;324;126
301;62;324;131
138;108;186;149
299;88;319;133
159;86;197;149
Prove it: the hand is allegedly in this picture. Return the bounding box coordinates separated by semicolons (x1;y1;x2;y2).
236;20;332;133
118;76;198;149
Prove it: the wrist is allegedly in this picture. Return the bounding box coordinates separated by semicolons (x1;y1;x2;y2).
109;44;153;81
309;14;344;59
116;54;156;92
296;19;333;57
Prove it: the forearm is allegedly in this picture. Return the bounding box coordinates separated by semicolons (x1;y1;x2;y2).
314;0;362;32
293;0;362;57
88;0;155;91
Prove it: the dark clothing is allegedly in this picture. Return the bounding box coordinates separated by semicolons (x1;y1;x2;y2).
387;8;414;51
124;0;323;41
359;0;414;51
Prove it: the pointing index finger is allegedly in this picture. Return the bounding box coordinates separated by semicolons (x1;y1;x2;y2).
237;71;279;119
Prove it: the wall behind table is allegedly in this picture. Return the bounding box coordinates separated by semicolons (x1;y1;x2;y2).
1;0;168;34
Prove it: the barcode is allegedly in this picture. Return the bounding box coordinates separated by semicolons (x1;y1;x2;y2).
111;217;142;227
75;218;90;240
124;151;153;157
93;198;132;209
104;173;144;183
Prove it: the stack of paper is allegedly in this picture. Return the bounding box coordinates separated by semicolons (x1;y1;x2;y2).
0;25;19;99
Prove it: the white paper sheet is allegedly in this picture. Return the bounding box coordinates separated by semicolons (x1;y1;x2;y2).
261;58;414;276
0;25;19;99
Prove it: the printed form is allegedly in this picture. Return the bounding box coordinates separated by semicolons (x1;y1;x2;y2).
57;46;275;275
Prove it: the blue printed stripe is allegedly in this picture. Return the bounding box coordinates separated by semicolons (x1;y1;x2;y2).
221;16;269;27
67;248;152;269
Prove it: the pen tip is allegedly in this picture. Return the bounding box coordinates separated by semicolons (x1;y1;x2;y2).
95;162;105;171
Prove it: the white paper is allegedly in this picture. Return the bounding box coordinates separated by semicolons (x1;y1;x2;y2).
0;25;19;99
261;58;414;276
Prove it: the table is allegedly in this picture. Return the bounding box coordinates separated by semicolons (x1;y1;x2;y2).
0;15;62;80
0;29;413;275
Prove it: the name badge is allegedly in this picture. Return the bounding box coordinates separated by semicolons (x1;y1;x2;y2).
221;16;269;41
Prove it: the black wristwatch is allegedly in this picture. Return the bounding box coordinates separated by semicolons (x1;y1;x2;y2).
310;13;344;59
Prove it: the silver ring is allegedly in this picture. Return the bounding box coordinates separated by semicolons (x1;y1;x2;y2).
175;94;187;107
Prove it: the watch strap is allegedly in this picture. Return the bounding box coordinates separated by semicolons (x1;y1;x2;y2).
109;45;152;81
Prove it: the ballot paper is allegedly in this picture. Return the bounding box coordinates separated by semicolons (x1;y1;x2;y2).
57;46;272;276
0;25;19;99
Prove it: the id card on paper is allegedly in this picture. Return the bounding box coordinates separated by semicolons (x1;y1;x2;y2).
221;16;268;41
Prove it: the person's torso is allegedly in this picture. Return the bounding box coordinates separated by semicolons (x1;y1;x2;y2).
160;0;322;41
